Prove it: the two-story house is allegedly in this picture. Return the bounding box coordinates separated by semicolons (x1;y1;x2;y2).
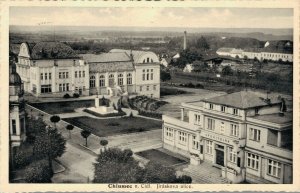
162;91;292;184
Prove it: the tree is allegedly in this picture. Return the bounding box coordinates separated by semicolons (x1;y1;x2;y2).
50;115;61;129
222;66;233;76
141;162;177;183
33;127;66;169
26;117;47;144
160;70;171;82
196;36;210;51
93;148;143;183
24;159;53;183
100;139;109;153
66;124;74;139
81;130;91;147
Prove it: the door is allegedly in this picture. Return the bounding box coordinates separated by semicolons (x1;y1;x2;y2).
216;149;224;166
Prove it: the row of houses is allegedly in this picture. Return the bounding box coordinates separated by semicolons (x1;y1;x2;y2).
216;47;293;62
16;42;161;98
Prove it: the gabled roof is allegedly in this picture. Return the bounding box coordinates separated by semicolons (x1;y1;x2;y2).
28;42;79;60
80;53;131;63
203;91;282;109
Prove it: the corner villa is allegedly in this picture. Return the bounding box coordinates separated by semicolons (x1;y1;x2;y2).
162;91;292;184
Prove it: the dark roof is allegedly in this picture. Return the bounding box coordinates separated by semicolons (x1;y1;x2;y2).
251;112;292;125
80;53;131;63
203;91;282;109
29;42;79;60
89;62;134;73
9;62;22;86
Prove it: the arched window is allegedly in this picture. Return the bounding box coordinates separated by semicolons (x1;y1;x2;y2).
90;76;95;88
118;74;124;86
99;75;105;87
109;74;114;87
127;73;132;85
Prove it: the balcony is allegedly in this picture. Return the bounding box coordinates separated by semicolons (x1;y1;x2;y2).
162;115;199;132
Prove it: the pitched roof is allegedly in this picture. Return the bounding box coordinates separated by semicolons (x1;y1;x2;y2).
89;62;134;73
29;42;79;59
80;53;131;63
109;49;157;63
203;91;282;109
251;112;292;125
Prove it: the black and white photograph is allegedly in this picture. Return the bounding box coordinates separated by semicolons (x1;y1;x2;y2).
1;0;299;192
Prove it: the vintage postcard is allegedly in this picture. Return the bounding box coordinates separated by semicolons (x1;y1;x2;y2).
0;0;299;192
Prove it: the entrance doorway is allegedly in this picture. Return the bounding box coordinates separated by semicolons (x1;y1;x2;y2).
215;144;225;167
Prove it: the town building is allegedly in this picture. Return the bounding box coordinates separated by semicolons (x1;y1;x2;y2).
162;91;292;184
16;42;89;97
16;43;161;98
9;61;26;148
216;48;243;58
160;57;172;68
80;49;160;98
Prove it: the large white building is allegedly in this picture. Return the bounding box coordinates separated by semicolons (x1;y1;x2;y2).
162;91;292;184
16;43;161;98
17;42;89;97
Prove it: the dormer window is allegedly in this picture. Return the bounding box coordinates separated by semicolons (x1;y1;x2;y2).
233;108;238;115
209;103;214;110
221;106;226;112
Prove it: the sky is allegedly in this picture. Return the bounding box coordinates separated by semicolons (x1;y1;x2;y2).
9;7;293;28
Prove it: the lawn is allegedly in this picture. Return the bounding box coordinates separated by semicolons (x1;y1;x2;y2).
136;149;187;167
63;116;162;137
29;100;95;114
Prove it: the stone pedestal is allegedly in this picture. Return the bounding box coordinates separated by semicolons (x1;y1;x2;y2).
95;97;99;108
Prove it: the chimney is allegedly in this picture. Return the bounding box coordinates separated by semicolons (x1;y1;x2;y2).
183;31;187;50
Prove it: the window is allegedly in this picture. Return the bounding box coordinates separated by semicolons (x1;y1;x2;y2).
127;73;132;85
209;103;214;110
73;60;76;65
99;75;105;87
165;127;173;140
247;153;259;170
62;72;65;79
12;119;16;135
250;128;261;142
140;86;142;92
49;73;51;80
147;57;150;63
233;108;238;115
150;69;154;80
59;72;62;79
41;84;52;93
153;85;156;90
220;122;225;134
221;106;226;112
230;124;239;137
83;71;85;77
146;86;149;91
118;74;123;86
206;140;213;154
79;71;81;78
192;136;199;150
142;70;145;81
228;147;237;163
66;83;69;91
90;76;95;88
44;73;47;80
178;131;187;144
255;108;259;115
40;73;43;80
194;114;201;125
207;118;215;130
267;159;281;178
109;74;114;87
75;71;78;78
146;69;150;80
66;72;69;79
59;84;62;92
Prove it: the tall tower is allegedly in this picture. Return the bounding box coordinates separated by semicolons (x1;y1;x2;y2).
183;31;187;50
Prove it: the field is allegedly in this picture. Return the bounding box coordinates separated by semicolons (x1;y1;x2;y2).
29;100;95;114
63;116;162;137
136;149;187;167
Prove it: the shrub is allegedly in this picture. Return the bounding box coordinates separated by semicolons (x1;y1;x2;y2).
63;93;71;98
107;122;120;126
14;148;33;169
73;93;80;98
24;159;53;183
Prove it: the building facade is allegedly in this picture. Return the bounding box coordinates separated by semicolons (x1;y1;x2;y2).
17;42;89;97
17;43;161;98
162;91;292;184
